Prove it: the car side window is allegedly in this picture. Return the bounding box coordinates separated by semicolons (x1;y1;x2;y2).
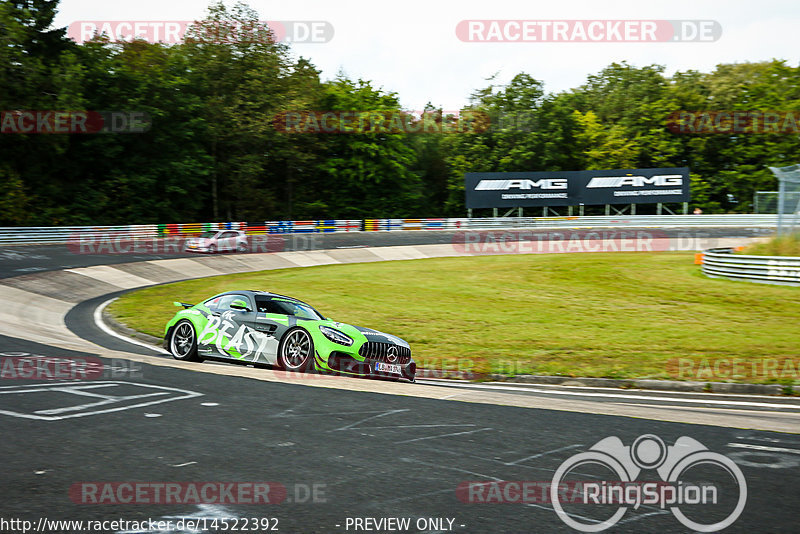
255;296;288;315
216;294;251;311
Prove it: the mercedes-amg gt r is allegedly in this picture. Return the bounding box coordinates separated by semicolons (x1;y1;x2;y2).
164;290;416;381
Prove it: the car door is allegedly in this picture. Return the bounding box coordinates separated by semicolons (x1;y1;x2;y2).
196;294;257;360
251;296;297;365
215;231;233;251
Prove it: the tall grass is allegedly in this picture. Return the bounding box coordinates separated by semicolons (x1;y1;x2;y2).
742;233;800;256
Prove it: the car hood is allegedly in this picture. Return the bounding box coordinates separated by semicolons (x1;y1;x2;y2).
317;319;410;348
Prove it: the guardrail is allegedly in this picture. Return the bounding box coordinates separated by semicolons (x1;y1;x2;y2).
0;215;779;246
0;220;360;245
701;247;800;286
364;214;778;231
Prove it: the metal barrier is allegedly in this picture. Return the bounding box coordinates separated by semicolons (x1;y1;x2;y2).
0;215;778;246
259;220;361;234
0;224;161;245
701;247;800;286
363;214;779;231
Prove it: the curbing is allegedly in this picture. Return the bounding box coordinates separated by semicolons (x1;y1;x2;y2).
488;374;790;396
102;307;164;347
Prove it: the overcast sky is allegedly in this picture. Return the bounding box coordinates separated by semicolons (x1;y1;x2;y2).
53;0;800;111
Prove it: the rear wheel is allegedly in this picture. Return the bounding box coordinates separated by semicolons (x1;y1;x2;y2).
169;320;199;361
207;244;216;254
278;328;314;372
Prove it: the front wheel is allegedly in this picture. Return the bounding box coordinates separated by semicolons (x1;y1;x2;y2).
277;328;315;372
169;320;200;361
207;244;216;254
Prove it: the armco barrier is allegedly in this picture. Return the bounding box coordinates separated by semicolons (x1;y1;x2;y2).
0;215;778;245
364;214;778;231
701;247;800;286
261;220;361;234
159;221;245;236
0;220;361;245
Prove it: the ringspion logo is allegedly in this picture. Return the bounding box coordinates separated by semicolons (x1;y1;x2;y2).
551;435;746;532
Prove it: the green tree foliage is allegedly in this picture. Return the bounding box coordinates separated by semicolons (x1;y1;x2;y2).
2;1;800;224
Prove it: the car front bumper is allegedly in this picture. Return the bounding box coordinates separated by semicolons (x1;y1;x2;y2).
322;351;416;381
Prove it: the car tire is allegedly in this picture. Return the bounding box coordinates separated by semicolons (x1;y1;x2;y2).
277;327;314;372
207;244;216;254
169;320;200;361
237;242;247;252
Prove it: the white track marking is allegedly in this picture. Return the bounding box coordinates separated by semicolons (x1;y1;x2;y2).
400;457;504;481
331;408;409;431
395;427;493;444
417;381;800;410
504;444;584;466
35;392;169;415
0;381;202;421
94;297;165;353
727;443;800;455
418;378;799;401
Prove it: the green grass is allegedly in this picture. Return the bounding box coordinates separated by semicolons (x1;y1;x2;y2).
108;253;800;384
742;233;800;256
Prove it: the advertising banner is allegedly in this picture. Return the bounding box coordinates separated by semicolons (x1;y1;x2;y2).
464;167;690;208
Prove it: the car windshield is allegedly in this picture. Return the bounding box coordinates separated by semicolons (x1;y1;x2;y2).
200;231;218;238
257;297;323;320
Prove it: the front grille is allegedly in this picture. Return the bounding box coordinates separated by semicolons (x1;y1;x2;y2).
358;342;411;364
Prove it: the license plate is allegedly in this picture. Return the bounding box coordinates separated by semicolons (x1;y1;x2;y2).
375;362;401;374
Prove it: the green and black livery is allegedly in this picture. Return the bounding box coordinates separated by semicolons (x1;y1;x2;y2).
164;290;416;381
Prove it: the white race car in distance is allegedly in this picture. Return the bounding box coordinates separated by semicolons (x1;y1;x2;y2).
184;230;248;253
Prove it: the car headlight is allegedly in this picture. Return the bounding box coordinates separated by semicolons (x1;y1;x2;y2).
319;325;353;346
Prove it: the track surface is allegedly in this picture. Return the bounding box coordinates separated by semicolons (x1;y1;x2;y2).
2;334;799;533
0;226;774;278
1;226;798;533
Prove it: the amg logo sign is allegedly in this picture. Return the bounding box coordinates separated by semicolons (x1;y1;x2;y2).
464;167;689;208
475;179;568;191
586;175;684;188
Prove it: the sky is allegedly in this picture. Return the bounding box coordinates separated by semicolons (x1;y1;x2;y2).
53;0;800;111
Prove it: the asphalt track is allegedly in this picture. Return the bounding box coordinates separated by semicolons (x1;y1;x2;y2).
0;226;774;278
1;227;798;533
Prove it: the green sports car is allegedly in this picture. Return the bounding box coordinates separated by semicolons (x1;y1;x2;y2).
164;290;416;381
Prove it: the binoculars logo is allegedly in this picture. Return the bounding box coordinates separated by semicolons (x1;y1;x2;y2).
551;434;747;532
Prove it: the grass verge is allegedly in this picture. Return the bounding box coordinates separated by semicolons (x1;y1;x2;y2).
108;252;800;384
741;233;800;256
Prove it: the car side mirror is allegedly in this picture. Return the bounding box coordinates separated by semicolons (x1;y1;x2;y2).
230;299;250;311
